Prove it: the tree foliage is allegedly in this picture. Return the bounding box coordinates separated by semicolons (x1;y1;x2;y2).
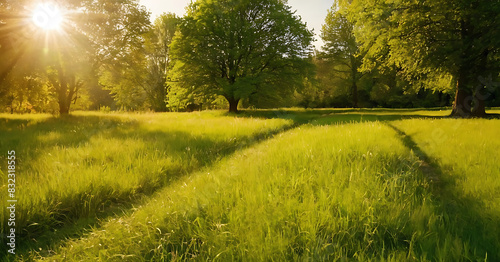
345;0;500;117
76;0;151;111
3;0;497;114
1;0;152;113
170;0;314;112
1;0;67;113
143;13;179;112
320;1;364;107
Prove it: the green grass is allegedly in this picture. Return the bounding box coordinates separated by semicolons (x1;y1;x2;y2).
25;122;428;261
392;118;500;260
1;109;499;261
0;111;292;256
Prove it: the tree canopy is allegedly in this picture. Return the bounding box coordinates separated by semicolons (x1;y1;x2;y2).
320;0;364;108
1;0;152;114
1;0;498;114
170;0;314;112
143;13;180;112
344;0;500;117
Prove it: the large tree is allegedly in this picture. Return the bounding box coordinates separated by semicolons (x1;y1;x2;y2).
43;41;91;115
170;0;313;113
345;0;500;117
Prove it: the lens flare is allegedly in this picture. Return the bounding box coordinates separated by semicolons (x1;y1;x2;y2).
32;3;63;30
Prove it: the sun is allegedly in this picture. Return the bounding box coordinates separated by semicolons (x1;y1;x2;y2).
32;3;64;30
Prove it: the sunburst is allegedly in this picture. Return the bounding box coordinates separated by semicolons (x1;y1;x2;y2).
32;3;64;31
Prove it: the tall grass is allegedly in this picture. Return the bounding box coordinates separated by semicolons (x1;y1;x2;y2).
2;110;499;261
393;118;500;260
0;111;292;253
35;122;439;261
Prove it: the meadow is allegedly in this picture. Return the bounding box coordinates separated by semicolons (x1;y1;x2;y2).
1;108;499;261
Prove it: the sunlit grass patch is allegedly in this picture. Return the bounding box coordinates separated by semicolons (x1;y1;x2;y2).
0;111;292;252
38;122;437;261
2;109;499;261
393;118;500;260
393;118;500;204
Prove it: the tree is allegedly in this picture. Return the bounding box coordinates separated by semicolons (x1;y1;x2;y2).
320;1;364;108
0;1;62;113
345;0;500;117
1;0;151;114
170;0;313;113
75;0;151;111
0;1;84;114
44;48;90;115
144;13;179;112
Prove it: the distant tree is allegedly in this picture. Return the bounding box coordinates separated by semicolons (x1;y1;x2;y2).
0;2;20;84
76;0;151;111
320;1;364;108
0;68;56;113
170;0;313;113
1;0;151;114
0;1;60;113
345;0;500;117
144;13;179;112
98;48;149;111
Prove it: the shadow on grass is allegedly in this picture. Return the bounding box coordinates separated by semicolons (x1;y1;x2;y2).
0;114;296;260
386;123;500;260
3;109;497;259
233;108;447;126
0;114;137;164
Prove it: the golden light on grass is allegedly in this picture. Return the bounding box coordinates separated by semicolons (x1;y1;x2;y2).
32;3;64;31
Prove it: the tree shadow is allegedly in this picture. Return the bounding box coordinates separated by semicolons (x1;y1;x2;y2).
233;108;447;126
385;123;500;260
1;114;295;259
3;110;497;259
0;115;136;259
0;114;135;163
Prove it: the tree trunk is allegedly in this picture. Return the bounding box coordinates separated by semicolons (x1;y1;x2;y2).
450;65;473;118
351;56;359;108
450;88;472;118
58;89;70;115
56;84;71;115
55;82;72;115
352;82;358;108
59;102;70;115
471;49;490;118
471;89;487;117
227;97;239;113
52;64;71;115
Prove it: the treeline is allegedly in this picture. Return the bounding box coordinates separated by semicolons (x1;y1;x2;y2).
0;0;499;116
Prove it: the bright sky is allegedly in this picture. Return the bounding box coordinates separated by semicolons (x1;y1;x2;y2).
138;0;333;50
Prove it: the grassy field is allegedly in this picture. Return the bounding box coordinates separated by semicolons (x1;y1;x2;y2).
1;108;499;261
